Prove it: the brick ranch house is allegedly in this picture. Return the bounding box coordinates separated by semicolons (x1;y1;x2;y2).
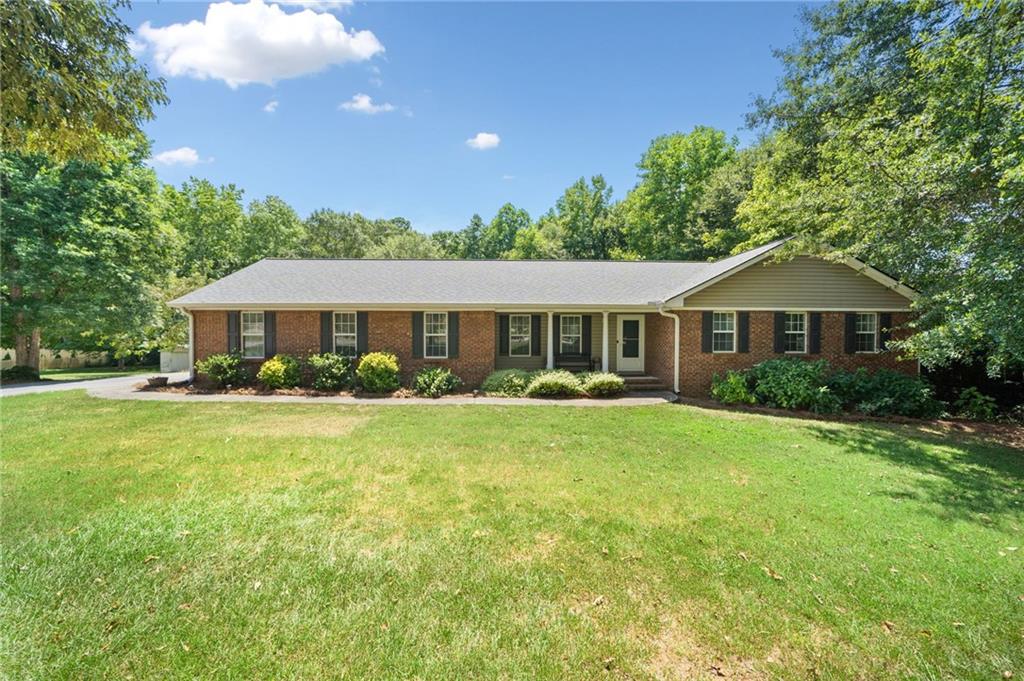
169;238;919;397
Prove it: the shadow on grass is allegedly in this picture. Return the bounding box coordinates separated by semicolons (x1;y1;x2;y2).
810;423;1024;523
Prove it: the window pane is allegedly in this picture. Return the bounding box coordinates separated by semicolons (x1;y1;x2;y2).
510;315;531;335
510;337;530;355
561;316;581;336
561;337;581;354
856;313;876;334
713;312;734;332
425;313;447;335
425;335;447;357
242;336;264;358
785;313;805;333
242;312;263;335
785;332;805;352
335;335;357;356
335;313;356;335
712;332;734;352
856;332;876;352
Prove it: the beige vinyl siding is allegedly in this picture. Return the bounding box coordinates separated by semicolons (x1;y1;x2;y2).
684;256;912;309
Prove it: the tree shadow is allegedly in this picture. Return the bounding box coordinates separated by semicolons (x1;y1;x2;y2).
809;423;1023;524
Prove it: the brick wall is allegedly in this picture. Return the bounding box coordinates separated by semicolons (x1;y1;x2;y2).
676;311;916;398
645;312;676;389
193;310;227;362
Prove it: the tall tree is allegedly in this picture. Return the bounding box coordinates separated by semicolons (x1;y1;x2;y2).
740;1;1024;372
1;0;167;161
240;195;304;264
507;211;566;259
1;147;175;375
694;141;773;258
162;179;246;280
481;203;531;258
553;175;620;259
621;127;736;260
365;231;440;259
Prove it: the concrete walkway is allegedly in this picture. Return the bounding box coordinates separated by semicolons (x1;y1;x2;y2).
82;379;677;407
0;371;190;398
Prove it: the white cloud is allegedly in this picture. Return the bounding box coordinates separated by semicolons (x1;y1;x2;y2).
339;93;395;114
137;0;383;88
263;99;279;113
502;174;516;180
278;0;353;10
466;132;501;150
148;147;209;166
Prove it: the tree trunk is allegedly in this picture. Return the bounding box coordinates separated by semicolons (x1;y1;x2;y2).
28;328;41;371
14;334;30;367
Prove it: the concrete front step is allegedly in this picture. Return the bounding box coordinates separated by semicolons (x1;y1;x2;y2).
620;374;669;391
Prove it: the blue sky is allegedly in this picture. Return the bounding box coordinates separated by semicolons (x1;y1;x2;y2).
126;1;807;232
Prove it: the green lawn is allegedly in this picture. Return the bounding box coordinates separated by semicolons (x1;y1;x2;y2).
2;392;1021;679
38;366;158;382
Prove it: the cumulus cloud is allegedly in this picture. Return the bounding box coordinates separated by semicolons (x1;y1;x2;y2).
466;132;501;150
137;0;383;88
339;93;395;114
278;0;353;10
263;99;279;113
148;147;209;166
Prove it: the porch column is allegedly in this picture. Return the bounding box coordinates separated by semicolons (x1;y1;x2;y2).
546;311;555;369
601;311;609;372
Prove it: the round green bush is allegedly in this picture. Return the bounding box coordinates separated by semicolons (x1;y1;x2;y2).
257;354;302;389
711;370;756;405
195;352;247;388
356;351;401;393
307;353;354;391
749;358;841;413
524;370;583;398
412;367;462;397
579;372;626;397
481;369;531;396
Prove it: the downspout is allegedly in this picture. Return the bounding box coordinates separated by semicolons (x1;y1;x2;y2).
186;310;196;382
654;302;680;394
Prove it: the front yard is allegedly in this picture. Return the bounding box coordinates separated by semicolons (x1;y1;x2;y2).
1;392;1021;679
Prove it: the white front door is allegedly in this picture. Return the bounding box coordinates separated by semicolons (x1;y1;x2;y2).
616;315;644;373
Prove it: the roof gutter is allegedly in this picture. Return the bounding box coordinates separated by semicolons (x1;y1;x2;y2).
651;300;680;394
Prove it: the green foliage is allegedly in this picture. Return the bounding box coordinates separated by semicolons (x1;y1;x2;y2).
195;353;247;388
241;195;304;264
748;359;841;413
480;369;531;397
412;367;462;398
507;214;565;260
579;372;626;397
0;0;168;162
710;370;756;405
550;176;621;259
307;353;355;391
524;370;583;398
1;365;40;383
356;352;400;393
481;203;531;258
299;211;418;259
954;387;998;422
848;370;944;419
162;179;246;280
256;354;302;390
365;231;440;259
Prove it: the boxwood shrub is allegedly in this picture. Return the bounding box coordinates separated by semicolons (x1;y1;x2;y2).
481;369;531;396
307;353;355;391
195;352;247;388
257;354;302;389
356;351;401;393
579;372;626;397
524;370;583;398
412;367;462;398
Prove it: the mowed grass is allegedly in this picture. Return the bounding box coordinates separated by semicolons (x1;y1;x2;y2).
1;393;1021;679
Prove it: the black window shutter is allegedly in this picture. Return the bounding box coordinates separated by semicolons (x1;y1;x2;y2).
531;314;541;356
227;311;241;354
264;311;276;357
809;313;822;354
356;312;368;355
773;312;786;353
738;312;750;353
844;313;857;354
553;315;561;354
879;313;892;351
581;315;592;357
700;311;713;353
498;315;510;356
448;312;459;358
411;312;424;358
319;312;332;353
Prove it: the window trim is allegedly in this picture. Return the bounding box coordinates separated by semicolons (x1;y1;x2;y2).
711;310;737;354
240;310;265;359
332;310;358;357
424;311;449;359
855;312;879;354
784;311;808;354
508;314;532;357
559;314;583;355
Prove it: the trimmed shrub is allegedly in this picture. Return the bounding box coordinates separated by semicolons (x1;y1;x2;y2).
954;387;998;421
307;353;354;391
855;369;943;418
748;358;840;413
579;372;626;397
195;352;247;388
481;369;531;396
1;365;40;383
525;370;583;398
356;351;401;393
412;367;462;398
257;354;302;389
711;370;756;405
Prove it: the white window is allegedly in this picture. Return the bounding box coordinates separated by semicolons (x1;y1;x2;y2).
241;311;265;359
712;312;735;352
333;312;357;357
509;314;531;357
855;312;878;352
560;315;582;354
784;312;807;353
424;312;448;358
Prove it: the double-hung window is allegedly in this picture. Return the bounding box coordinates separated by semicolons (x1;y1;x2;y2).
855;312;878;352
333;312;357;357
784;312;807;353
424;312;448;358
509;314;531;357
241;311;265;359
560;315;582;354
712;312;735;352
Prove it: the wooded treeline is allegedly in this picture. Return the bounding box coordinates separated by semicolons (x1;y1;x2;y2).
1;0;1020;376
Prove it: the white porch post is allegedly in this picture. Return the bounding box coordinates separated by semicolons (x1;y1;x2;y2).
601;311;609;372
546;311;555;369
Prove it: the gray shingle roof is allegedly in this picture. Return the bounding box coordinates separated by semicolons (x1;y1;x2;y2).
169;239;786;308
